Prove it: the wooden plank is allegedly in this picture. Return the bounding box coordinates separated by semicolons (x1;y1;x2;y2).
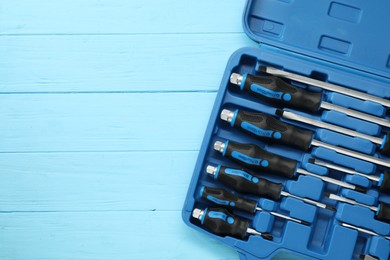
0;0;244;34
0;34;255;92
0;151;197;211
0;93;215;152
0;211;238;259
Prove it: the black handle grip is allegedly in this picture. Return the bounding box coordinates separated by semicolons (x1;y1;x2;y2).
224;140;298;179
379;133;390;157
201;186;257;214
216;166;283;201
202;207;249;239
379;172;390;194
232;110;313;151
242;74;323;113
376;202;390;224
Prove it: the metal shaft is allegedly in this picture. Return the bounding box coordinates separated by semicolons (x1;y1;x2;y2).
341;222;390;240
280;191;332;210
296;168;363;191
312;159;380;182
326;193;378;212
311;139;390;169
320;101;390;128
264;66;390;108
281;110;383;145
256;207;309;225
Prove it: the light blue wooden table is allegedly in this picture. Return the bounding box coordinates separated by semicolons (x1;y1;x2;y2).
0;1;296;259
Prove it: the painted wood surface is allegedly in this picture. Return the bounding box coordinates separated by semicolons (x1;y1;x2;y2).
0;1;296;259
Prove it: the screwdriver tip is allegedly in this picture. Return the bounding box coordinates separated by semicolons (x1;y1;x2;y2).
354;186;367;193
262;233;273;241
275;109;284;117
230;73;243;86
326;205;336;211
307;158;316;164
258;66;267;73
301;220;311;226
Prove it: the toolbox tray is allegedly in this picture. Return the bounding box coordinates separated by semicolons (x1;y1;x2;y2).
182;1;390;259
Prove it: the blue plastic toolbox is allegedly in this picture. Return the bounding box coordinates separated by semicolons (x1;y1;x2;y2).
182;1;390;259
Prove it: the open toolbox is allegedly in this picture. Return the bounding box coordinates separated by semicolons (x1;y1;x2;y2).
182;1;390;259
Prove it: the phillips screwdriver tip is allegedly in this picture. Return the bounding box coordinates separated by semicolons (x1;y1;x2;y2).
230;73;243;86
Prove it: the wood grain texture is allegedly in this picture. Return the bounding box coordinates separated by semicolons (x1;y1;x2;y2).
0;0;243;34
0;0;293;259
0;93;215;152
0;34;255;92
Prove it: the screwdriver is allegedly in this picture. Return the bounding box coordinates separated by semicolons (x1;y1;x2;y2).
220;108;390;169
261;66;390;112
325;193;390;224
206;164;334;211
311;158;390;194
230;72;390;128
200;186;310;225
213;137;365;192
192;207;273;240
341;223;390;241
277;109;390;156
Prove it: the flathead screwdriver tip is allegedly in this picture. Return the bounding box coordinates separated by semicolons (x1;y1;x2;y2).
213;141;225;153
230;73;243;86
307;158;316;164
262;233;273;241
326;205;337;211
275;109;284;117
355;186;367;193
220;109;234;123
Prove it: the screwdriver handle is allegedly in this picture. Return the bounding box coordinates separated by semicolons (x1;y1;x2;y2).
239;73;323;113
223;140;298;179
379;172;390;194
380;133;390;157
376;202;390;224
215;166;283;201
199;207;249;239
229;109;313;151
200;186;257;214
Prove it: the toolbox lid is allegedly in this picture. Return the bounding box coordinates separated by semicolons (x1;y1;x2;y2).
243;0;390;79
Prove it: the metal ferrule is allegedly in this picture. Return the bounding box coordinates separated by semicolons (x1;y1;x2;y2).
220;109;235;123
230;73;243;86
192;208;204;220
213;141;226;153
206;165;217;176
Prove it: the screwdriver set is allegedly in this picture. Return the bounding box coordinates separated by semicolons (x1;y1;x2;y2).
182;1;390;259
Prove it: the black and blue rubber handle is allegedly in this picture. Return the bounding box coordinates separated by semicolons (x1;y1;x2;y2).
237;73;322;113
200;186;257;214
198;207;272;240
379;172;390;194
227;109;313;151
376;202;390;224
220;140;298;179
211;165;283;201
